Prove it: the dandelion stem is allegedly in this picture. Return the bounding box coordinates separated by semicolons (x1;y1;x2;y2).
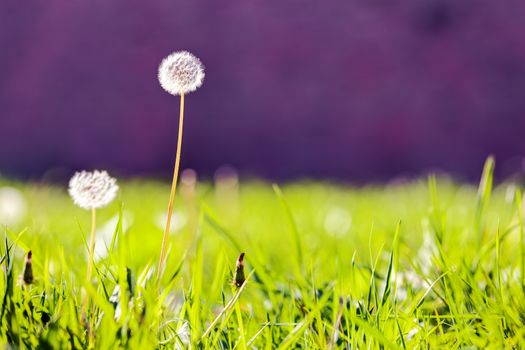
158;91;185;283
86;207;97;282
82;207;97;319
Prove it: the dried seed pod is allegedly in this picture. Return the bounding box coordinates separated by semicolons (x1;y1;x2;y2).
22;250;33;285
233;252;245;288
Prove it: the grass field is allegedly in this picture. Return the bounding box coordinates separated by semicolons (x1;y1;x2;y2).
1;159;525;348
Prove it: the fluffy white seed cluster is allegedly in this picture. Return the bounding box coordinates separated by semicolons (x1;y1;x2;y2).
68;170;119;210
158;51;205;95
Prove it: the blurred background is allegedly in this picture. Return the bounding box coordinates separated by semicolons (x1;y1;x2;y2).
1;0;524;182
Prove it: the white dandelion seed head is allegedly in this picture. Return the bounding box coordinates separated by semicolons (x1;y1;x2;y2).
158;51;205;95
68;170;119;210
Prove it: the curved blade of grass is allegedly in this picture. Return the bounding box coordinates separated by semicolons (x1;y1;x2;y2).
515;189;524;287
202;204;274;290
246;322;270;347
347;314;403;350
202;270;255;340
476;155;495;243
272;184;303;269
202;203;243;253
409;270;451;312
276;283;334;350
394;309;406;350
382;221;401;307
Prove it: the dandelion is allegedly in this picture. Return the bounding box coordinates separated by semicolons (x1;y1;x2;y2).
324;207;352;238
68;170;118;283
157;51;205;283
68;170;118;210
0;186;27;226
158;51;204;96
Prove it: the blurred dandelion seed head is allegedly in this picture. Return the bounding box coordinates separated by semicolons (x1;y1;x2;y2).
324;207;352;237
94;212;133;261
0;187;27;226
158;51;204;95
181;168;197;187
68;170;119;209
155;210;187;233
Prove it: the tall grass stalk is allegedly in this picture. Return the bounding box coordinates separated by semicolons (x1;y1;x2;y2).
158;92;185;283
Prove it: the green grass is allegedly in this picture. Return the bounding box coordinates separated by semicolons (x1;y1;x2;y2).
1;162;525;348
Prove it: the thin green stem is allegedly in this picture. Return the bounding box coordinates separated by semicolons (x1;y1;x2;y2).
516;190;524;288
86;207;97;282
158;92;185;283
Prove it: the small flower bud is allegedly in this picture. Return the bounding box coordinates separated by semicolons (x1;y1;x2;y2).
22;250;33;285
234;252;245;288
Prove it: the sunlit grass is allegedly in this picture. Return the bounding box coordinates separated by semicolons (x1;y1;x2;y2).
1;160;525;348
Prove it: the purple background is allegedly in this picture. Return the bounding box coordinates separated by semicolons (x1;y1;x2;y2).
1;0;525;181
